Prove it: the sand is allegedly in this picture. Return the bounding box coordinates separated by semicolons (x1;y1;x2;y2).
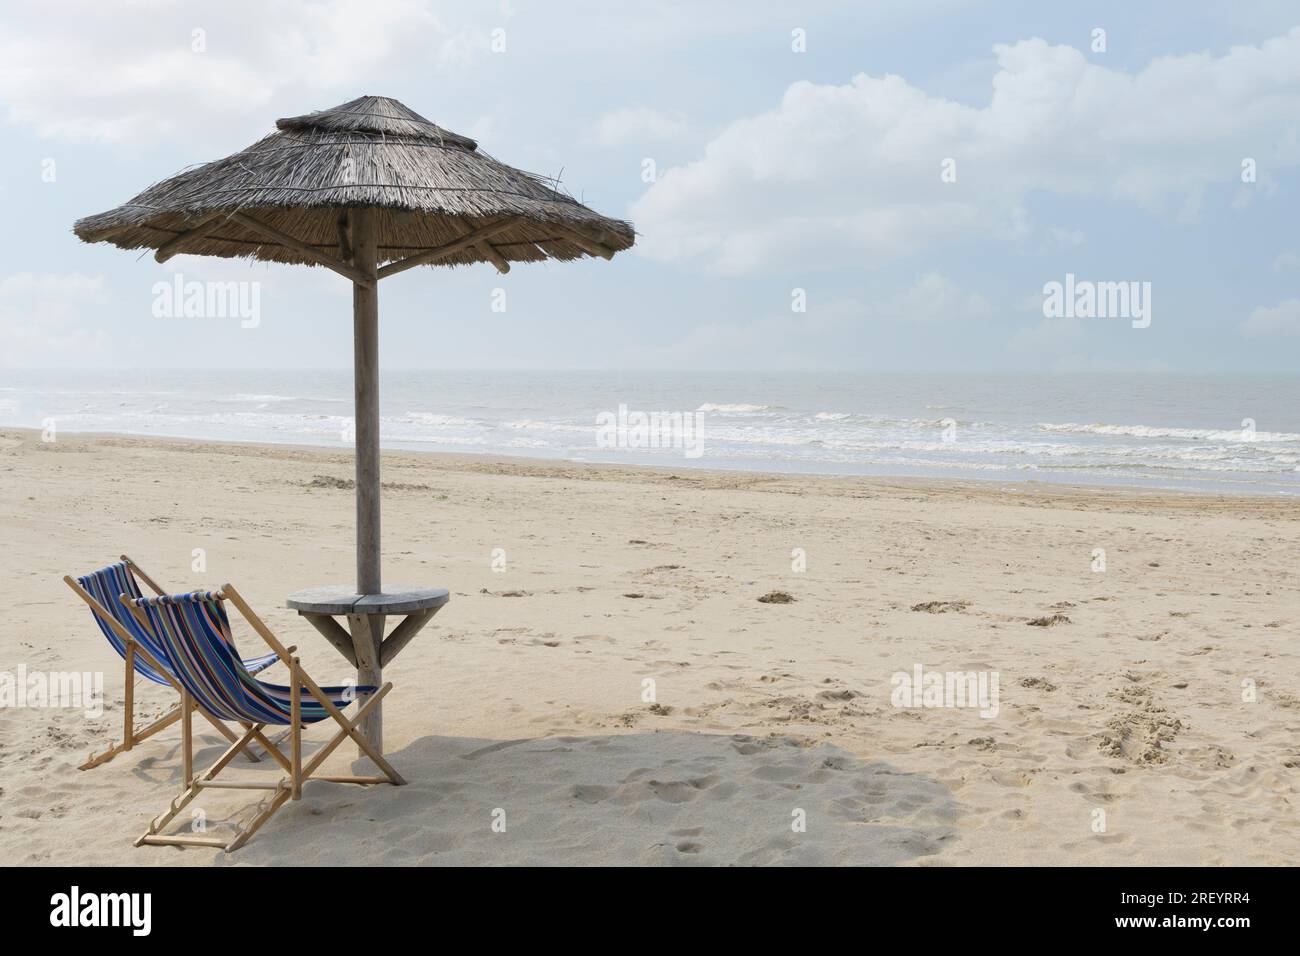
1;427;1297;866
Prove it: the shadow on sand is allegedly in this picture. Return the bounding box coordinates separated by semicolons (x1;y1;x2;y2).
167;730;964;865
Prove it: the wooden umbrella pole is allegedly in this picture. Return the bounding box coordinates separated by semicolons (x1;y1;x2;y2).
350;207;385;752
351;208;381;596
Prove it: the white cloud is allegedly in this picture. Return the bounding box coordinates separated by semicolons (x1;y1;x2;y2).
0;0;446;142
887;272;992;322
614;296;861;369
0;272;106;300
1243;298;1300;337
618;273;990;367
0;272;112;366
632;29;1300;274
594;107;689;147
1272;250;1300;271
1046;227;1086;246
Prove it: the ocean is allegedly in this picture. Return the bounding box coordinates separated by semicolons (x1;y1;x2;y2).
2;370;1298;495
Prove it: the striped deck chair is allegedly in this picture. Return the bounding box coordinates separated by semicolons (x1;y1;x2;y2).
122;583;404;852
63;556;283;770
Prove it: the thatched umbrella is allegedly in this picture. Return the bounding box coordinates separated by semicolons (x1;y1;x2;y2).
75;95;634;746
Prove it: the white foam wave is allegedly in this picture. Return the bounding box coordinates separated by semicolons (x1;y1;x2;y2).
403;411;477;427
501;419;592;434
231;393;297;403
696;403;777;413
1037;422;1300;443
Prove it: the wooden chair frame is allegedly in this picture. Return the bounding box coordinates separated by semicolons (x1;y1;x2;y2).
63;554;288;770
122;583;405;852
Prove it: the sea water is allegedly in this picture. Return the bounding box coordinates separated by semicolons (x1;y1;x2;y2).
2;370;1297;494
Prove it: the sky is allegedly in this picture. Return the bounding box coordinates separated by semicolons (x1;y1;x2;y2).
1;0;1299;373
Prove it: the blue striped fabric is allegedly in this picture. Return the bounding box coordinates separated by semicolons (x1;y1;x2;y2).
77;562;278;684
77;563;173;684
130;591;372;725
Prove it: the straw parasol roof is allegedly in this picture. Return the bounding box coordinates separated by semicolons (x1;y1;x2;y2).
73;95;634;274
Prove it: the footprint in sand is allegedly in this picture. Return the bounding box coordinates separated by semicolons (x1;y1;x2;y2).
638;776;720;803
570;784;611;804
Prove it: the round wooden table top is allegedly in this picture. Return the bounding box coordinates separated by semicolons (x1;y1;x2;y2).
287;585;451;617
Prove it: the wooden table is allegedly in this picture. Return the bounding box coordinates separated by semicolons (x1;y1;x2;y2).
287;586;449;751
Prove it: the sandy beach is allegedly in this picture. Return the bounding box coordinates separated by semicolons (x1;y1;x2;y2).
1;427;1297;866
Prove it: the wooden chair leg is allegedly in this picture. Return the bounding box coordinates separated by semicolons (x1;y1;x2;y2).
84;653;145;769
332;690;405;785
200;722;269;781
136;721;271;847
135;783;204;846
180;689;193;786
80;703;183;770
81;698;263;770
300;683;403;784
136;694;399;852
290;659;302;801
134;720;254;848
224;785;292;853
123;645;135;753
